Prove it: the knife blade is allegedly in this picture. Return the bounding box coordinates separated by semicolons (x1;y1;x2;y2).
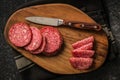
25;16;101;31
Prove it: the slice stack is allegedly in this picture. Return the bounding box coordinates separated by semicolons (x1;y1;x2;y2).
70;36;95;70
8;22;63;56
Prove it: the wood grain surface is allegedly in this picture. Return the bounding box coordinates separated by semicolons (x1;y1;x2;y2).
4;3;108;74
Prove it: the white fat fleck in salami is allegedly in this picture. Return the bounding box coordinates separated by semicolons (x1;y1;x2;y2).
9;22;32;47
69;57;93;70
72;36;94;49
25;26;42;51
40;26;63;56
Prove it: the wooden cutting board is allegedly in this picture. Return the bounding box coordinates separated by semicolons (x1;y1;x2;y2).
4;3;108;74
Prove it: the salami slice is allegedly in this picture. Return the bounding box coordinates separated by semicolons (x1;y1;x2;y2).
72;36;94;49
31;36;46;54
69;57;93;70
72;50;95;58
25;27;42;51
40;26;63;56
9;22;32;47
78;42;93;50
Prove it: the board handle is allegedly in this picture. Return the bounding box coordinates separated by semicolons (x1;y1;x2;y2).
63;21;101;31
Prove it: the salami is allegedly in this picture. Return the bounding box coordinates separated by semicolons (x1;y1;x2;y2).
40;26;63;56
72;36;94;49
31;36;46;54
9;22;32;47
78;42;93;50
72;50;95;58
69;57;93;70
25;27;42;51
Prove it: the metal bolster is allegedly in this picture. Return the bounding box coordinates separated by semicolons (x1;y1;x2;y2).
58;19;64;25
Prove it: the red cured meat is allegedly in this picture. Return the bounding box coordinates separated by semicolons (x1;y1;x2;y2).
25;27;42;51
31;36;46;54
72;36;94;49
40;26;63;56
69;57;93;70
72;50;95;58
78;42;93;50
9;22;32;47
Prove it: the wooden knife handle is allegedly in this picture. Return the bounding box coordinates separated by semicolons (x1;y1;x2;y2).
63;21;102;31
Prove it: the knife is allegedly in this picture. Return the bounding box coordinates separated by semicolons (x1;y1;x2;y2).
25;16;101;31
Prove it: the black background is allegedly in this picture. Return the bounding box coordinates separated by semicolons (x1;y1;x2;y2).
0;0;120;80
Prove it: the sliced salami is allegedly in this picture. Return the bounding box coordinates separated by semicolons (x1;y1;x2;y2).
69;57;93;70
72;36;94;49
25;26;42;51
72;50;95;58
78;42;93;50
31;36;46;54
9;22;32;47
40;26;63;56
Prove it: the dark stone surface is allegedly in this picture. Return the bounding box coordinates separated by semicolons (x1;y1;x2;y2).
0;0;120;80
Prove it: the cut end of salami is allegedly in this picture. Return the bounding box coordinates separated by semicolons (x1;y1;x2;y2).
72;50;95;58
40;26;63;56
9;22;32;47
69;57;93;70
24;26;42;51
72;36;94;49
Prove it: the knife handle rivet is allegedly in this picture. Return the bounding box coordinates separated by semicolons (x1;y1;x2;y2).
68;22;72;26
81;24;85;27
94;26;97;29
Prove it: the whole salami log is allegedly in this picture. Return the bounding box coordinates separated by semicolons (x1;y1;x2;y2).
25;26;42;51
40;26;63;56
9;22;32;47
69;57;93;70
72;36;94;49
